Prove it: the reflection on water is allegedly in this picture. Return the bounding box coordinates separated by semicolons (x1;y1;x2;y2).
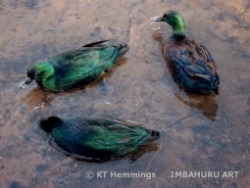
0;0;249;187
24;88;51;108
47;138;160;164
174;92;218;121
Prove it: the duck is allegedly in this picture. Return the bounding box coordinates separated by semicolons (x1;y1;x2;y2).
40;116;160;161
20;40;128;92
154;11;219;94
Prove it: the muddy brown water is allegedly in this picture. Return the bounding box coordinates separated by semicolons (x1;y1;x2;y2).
0;0;249;187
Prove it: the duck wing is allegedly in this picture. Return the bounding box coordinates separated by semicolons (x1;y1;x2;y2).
83;118;158;147
166;38;219;93
48;40;127;88
52;117;159;158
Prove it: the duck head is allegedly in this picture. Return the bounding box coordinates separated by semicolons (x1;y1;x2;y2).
20;62;54;89
154;11;186;40
40;116;62;133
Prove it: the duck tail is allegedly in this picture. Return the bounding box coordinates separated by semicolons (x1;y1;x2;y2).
151;130;160;137
118;43;129;57
106;40;129;57
213;88;219;95
143;129;160;144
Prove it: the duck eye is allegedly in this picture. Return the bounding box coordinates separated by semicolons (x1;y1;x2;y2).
163;14;169;20
27;70;35;79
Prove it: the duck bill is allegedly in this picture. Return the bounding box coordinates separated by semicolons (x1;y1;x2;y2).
20;77;33;89
153;16;163;22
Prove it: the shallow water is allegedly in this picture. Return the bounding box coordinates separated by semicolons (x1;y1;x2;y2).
0;0;249;187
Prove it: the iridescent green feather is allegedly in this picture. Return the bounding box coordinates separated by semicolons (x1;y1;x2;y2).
40;117;159;160
21;40;128;91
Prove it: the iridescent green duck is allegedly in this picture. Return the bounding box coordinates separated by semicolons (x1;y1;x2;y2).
40;116;160;160
20;40;128;92
154;11;219;94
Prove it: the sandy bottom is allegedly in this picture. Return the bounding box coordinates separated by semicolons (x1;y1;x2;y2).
0;0;249;187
